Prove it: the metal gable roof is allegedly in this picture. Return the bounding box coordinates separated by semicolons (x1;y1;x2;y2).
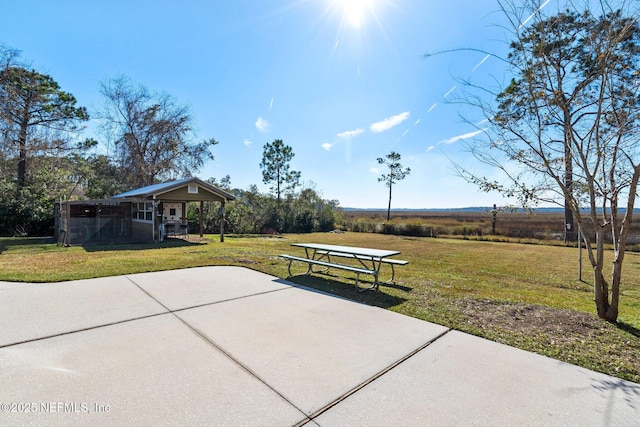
111;177;236;201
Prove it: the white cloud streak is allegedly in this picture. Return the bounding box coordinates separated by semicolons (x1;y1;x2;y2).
370;111;410;133
472;54;490;72
337;128;364;139
321;143;332;151
519;0;551;29
443;85;457;98
255;116;269;133
427;103;438;113
439;128;487;144
243;139;253;147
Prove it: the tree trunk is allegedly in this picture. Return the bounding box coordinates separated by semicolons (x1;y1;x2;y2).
607;259;621;322
17;118;28;189
593;230;610;320
563;111;575;242
387;183;392;222
593;267;609;320
564;199;575;242
276;169;281;205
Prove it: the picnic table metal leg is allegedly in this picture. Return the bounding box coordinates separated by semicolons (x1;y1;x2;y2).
286;258;317;277
303;248;314;274
381;264;396;285
312;250;330;274
355;259;380;293
372;259;381;291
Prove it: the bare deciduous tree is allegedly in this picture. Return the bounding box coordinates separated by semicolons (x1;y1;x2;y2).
454;0;640;322
100;76;217;188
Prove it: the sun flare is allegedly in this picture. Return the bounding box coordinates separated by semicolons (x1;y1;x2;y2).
334;0;377;29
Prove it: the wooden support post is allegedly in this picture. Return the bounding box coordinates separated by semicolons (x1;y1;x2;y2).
199;201;204;237
491;204;497;235
220;200;226;243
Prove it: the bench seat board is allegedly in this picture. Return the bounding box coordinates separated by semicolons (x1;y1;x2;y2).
278;254;375;275
314;251;408;285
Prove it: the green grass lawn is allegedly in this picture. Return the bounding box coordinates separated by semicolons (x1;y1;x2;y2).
1;232;639;383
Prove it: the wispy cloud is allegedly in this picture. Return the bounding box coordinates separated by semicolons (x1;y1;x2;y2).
369;167;380;174
443;85;457;98
426;146;435;152
472;54;490;72
427;103;438;113
269;98;274;110
321;143;332;151
370;111;410;133
519;0;550;29
255;116;269;133
337;128;364;139
439;128;487;144
243;139;253;147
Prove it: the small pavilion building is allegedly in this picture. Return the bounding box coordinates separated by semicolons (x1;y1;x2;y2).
56;177;235;246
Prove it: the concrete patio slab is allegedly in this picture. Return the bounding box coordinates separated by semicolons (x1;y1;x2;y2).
0;314;307;426
2;266;638;426
127;266;291;310
0;276;167;347
177;285;449;416
315;330;640;426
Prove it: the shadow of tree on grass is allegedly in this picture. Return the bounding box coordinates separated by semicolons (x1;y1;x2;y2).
617;321;640;339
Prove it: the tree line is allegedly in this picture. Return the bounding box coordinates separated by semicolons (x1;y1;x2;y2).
0;47;348;236
0;43;410;236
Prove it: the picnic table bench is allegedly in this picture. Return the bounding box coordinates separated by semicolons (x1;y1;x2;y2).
315;250;409;284
279;243;408;291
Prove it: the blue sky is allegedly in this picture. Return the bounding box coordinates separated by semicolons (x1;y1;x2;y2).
2;0;555;208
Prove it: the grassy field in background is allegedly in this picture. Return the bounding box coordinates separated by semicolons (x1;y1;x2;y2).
343;209;640;246
1;232;639;383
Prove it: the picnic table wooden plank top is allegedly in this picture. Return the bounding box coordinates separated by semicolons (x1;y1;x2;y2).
290;243;400;258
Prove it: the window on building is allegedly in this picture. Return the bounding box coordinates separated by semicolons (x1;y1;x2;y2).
132;202;154;222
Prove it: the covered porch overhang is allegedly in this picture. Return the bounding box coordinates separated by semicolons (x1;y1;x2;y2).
111;177;236;243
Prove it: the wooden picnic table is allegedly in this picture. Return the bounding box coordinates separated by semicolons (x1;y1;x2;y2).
280;243;407;291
